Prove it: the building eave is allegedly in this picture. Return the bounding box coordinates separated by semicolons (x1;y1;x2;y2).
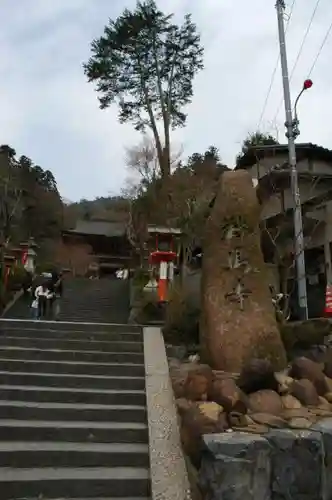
235;143;332;170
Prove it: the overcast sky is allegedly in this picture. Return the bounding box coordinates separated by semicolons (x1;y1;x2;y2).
0;0;331;201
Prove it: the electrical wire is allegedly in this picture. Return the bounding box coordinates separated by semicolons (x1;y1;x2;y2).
307;18;332;76
256;0;297;130
272;0;322;125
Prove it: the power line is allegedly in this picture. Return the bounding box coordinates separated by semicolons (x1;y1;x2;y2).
308;18;332;75
256;0;297;130
272;0;321;125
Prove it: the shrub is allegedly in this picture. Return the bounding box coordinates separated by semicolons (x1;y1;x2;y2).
163;281;200;345
7;264;27;291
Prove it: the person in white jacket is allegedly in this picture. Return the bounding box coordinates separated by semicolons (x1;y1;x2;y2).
34;282;49;319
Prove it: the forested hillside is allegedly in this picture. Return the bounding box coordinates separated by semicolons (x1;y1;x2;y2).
0;145;63;248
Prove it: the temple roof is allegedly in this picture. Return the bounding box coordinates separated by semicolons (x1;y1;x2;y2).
64;220;127;238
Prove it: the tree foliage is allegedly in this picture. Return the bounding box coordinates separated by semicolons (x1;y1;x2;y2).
83;0;204;178
184;145;229;174
236;131;279;167
0;147;23;246
125;145;229;258
123;135;183;200
0;145;63;246
63;196;130;228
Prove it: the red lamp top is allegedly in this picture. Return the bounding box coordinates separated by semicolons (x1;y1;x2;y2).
149;250;177;265
303;79;313;90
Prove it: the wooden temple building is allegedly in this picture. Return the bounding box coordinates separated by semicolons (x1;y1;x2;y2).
62;220;132;276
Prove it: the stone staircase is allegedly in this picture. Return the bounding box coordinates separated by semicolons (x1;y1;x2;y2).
0;319;151;499
4;277;131;324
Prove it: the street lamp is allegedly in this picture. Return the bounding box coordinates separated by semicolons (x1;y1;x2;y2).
276;0;314;321
292;79;313;138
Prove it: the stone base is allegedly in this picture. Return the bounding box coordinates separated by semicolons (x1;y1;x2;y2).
199;421;332;500
199;432;271;500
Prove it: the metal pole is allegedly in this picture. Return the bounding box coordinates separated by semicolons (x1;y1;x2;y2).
275;0;308;320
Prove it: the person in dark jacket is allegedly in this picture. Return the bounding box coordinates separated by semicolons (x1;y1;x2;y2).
49;271;63;320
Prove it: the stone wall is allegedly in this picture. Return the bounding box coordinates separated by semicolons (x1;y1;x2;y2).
199;420;332;500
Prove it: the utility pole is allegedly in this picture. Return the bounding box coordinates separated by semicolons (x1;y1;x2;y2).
275;0;308;320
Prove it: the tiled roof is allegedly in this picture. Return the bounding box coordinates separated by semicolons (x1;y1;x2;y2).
66;220;127;237
236;143;332;170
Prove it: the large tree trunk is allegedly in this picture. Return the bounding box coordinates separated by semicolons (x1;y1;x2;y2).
201;170;287;373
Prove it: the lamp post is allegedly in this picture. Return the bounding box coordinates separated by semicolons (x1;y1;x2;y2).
292;79;313;138
276;0;313;321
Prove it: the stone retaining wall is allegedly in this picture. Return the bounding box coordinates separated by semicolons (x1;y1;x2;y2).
199;419;332;499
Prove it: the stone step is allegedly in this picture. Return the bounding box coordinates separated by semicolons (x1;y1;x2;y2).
10;497;150;500
0;466;150;498
0;371;145;390
0;347;144;364
0;441;149;468
0;320;140;334
0;385;146;406
0;420;148;443
0;336;144;353
0;358;145;377
0;401;147;423
0;325;142;342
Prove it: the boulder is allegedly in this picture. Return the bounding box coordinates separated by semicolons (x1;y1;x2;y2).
290;379;320;406
250;412;287;428
180;402;225;467
184;372;210;401
281;394;302;409
181;404;226;439
176;398;195;416
275;372;294;395
170;363;213;399
240;423;270;434
291;357;328;395
324;392;332;404
180;419;201;467
197;402;223;422
288;417;313;429
324;359;332;379
248;389;283;415
318;396;331;410
200;169;287;373
170;367;188;399
308;407;332;418
209;377;247;413
282;407;313;421
227;411;248;428
325;375;332;392
238;358;279;394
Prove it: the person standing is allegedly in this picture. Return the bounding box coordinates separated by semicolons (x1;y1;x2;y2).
34;282;48;320
50;271;63;320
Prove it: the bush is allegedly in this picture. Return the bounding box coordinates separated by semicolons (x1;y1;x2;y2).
0;289;14;311
280;318;332;352
132;268;150;288
7;265;27;291
163;281;200;345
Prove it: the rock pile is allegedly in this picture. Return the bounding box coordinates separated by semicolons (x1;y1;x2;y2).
170;356;332;467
